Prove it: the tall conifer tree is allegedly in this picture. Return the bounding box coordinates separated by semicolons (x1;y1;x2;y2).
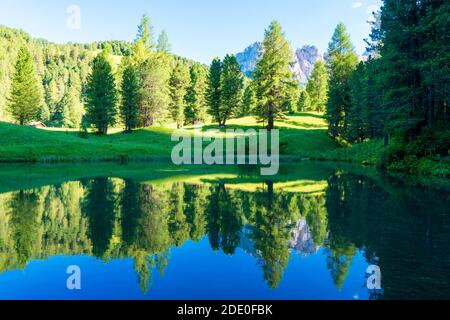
169;61;190;128
325;23;358;138
85;53;118;134
254;21;295;130
306;60;328;112
8;46;42;125
120;62;140;132
206;58;222;125
219;54;244;126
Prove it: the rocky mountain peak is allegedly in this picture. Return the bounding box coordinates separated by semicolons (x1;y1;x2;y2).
236;43;321;86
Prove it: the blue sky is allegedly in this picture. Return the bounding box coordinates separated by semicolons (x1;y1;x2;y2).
0;0;382;64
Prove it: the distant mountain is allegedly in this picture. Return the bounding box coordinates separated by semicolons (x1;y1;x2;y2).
235;42;262;78
291;46;322;86
235;42;322;86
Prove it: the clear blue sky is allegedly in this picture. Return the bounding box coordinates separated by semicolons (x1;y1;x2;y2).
0;0;382;64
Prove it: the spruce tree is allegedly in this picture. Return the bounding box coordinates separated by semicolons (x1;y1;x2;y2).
136;14;154;50
347;62;366;142
59;84;82;128
282;81;300;114
242;84;256;117
206;58;222;125
374;0;450;138
219;54;244;126
85;53;118;134
138;54;170;127
157;30;171;53
185;65;208;124
254;21;295;130
7;46;42;125
169;61;190;128
120;62;140;132
306;60;328;112
297;90;311;112
325;22;358;138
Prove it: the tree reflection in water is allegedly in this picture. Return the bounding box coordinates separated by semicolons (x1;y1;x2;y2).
0;171;449;299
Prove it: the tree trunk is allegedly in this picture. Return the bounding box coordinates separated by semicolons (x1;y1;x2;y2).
267;105;274;131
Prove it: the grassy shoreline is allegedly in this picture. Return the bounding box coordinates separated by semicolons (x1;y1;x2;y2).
1;113;448;179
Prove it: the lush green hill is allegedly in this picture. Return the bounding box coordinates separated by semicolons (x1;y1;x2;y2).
0;24;204;126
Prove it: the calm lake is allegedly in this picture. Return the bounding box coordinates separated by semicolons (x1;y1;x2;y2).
0;162;449;300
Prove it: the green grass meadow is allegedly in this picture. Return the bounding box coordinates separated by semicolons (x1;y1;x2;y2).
0;112;347;163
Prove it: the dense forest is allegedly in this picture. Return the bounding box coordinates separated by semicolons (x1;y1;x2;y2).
0;15;205;129
1;0;449;176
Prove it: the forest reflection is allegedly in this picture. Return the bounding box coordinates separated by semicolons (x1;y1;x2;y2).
0;172;449;299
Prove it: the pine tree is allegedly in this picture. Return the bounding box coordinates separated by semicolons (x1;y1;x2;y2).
7;46;42;125
282;81;300;114
306;60;328;112
297;90;311;112
219;54;244;126
85;53;118;134
38;102;50;123
138;54;170;127
254;21;295;130
131;40;151;65
363;58;384;139
374;0;450;138
242;84;256;117
347;62;366;142
136;14;154;50
185;65;208;124
157;30;171;53
60;84;83;128
206;58;222;124
325;23;359;138
120;62;140;132
169;61;190;128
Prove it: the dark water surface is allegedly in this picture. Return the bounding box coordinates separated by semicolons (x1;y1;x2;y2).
0;163;449;300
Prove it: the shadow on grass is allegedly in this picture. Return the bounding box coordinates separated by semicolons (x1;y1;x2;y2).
290;112;325;119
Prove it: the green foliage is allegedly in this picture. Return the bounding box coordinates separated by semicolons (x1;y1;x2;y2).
137;53;171;127
58;83;83;128
241;84;257;117
78;117;89;139
7;46;42;125
136;14;155;50
306;60;328;112
0;25;97;127
325;22;359;138
297;90;311;112
381;128;450;177
281;81;300;114
156;30;171;53
375;0;450;135
206;58;222;124
185;64;208;124
82;178;117;257
168;61;190;128
340;1;450;174
120;62;141;132
219;54;244;126
0;22;216;131
85;53;118;134
254;21;296;130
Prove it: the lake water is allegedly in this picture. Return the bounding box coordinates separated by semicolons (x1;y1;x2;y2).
0;163;449;300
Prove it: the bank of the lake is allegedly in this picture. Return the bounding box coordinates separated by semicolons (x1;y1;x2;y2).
0;112;448;178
